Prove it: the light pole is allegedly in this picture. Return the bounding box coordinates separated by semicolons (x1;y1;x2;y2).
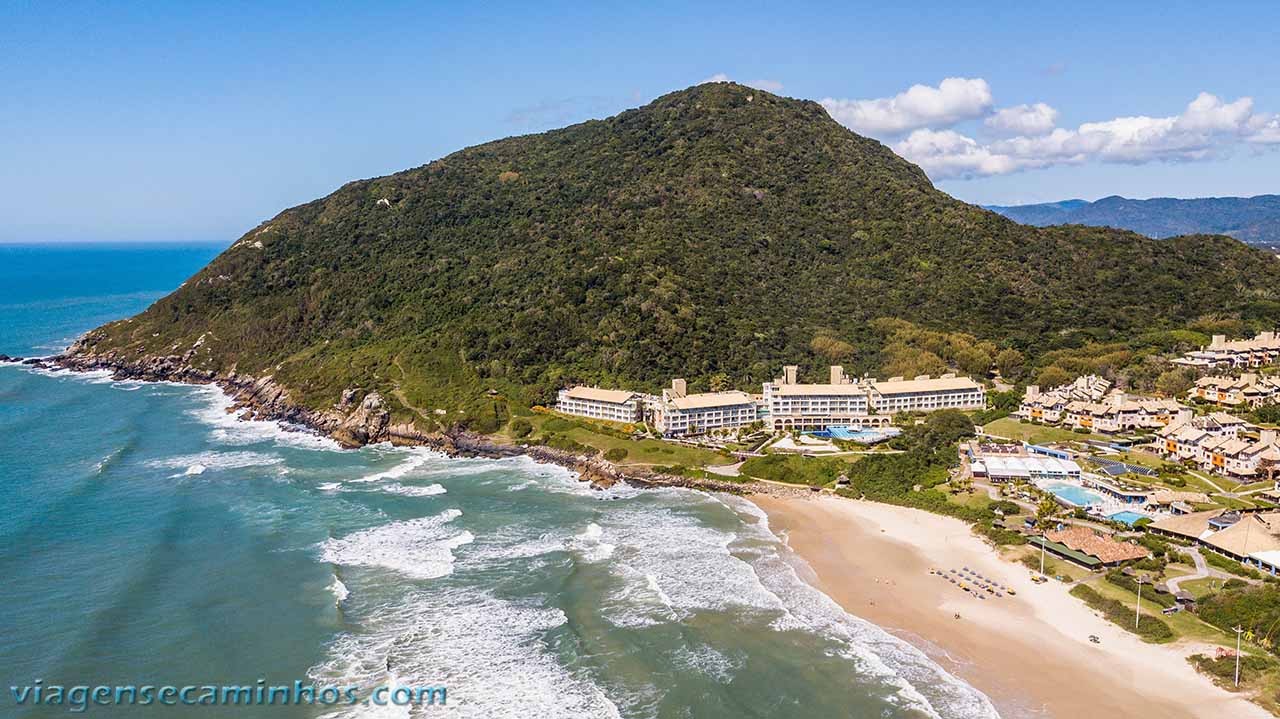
1039;531;1047;576
1235;625;1245;687
1135;576;1145;630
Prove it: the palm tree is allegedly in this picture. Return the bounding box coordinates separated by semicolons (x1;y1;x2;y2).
1036;497;1060;523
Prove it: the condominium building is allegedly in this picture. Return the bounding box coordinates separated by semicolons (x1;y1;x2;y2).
1017;375;1112;424
763;365;884;431
1061;394;1187;434
1173;331;1280;369
869;374;986;414
556;386;644;423
1156;415;1280;480
652;379;757;437
1188;373;1280;408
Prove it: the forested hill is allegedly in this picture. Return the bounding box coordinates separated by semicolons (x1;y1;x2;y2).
988;195;1280;248
69;82;1280;427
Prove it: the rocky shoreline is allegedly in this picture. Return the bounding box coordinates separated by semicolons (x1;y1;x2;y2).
27;346;787;497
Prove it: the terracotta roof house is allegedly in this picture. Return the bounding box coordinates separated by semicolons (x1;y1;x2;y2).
1034;526;1150;567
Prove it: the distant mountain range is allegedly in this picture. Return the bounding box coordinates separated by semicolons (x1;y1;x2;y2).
987;195;1280;248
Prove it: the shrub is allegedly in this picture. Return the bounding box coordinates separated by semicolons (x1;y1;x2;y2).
1070;584;1175;642
543;417;576;432
510;418;533;438
1190;653;1273;683
1105;570;1176;608
603;447;628;462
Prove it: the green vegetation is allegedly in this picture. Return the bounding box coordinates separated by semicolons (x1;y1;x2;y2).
520;413;728;467
68;82;1280;431
1069;584;1175;642
740;454;842;486
981;417;1107;444
1254;404;1280;426
836;411;1024;545
1190;652;1274;684
603;447;628;462
509;418;533;438
1198;584;1280;655
1105;571;1177;608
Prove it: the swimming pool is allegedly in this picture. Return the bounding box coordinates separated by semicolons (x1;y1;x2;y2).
1043;482;1104;507
807;426;902;443
1108;511;1148;526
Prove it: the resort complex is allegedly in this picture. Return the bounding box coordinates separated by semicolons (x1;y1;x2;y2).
1173;331;1280;369
1156;417;1280;481
1189;373;1280;408
1018;378;1188;433
559;365;984;437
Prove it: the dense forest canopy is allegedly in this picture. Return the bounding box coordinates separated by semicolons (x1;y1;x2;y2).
74;82;1280;427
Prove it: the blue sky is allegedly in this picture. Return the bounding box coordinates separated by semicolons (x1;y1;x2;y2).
2;1;1278;243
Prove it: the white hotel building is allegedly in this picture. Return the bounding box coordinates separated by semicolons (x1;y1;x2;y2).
764;366;886;431
652;379;757;437
869;375;986;414
555;386;645;423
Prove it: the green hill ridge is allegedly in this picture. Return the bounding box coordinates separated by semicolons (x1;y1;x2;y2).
67;82;1280;430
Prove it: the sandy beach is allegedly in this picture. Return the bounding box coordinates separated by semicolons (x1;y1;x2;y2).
753;494;1268;719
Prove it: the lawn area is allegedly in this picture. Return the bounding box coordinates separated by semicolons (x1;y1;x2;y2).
1179;576;1234;600
1081;577;1236;648
946;487;992;511
516;413;733;468
1111;449;1176;471
981;417;1108;444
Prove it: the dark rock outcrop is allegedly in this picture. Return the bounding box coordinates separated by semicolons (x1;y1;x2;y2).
47;347;756;495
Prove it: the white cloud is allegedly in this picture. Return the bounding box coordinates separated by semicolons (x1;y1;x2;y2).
883;90;1279;180
985;103;1059;136
895;129;1023;179
700;73;731;84
819;77;993;136
1248;114;1280;145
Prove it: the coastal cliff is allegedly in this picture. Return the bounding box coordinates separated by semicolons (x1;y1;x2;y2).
41;345;758;495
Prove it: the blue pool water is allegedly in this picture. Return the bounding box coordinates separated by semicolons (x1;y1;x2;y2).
1108;511;1148;526
1044;482;1104;506
807;426;902;443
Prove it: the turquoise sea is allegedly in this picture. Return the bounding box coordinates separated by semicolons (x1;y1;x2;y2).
0;243;999;718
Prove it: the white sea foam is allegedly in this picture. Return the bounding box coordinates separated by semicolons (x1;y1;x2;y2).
569;522;616;563
347;450;433;483
378;482;447;498
187;385;341;451
318;482;343;493
328;574;351;603
320;510;473;580
309;589;622;719
147;451;283;474
669;643;742;684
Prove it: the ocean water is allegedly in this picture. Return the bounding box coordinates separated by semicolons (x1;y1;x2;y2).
0;243;999;718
